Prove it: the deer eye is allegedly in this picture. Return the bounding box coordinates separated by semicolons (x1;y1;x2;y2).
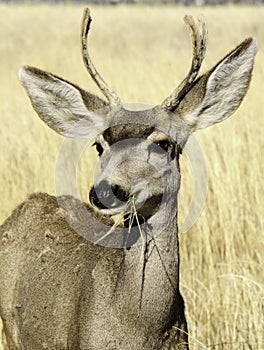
93;142;104;156
154;140;171;152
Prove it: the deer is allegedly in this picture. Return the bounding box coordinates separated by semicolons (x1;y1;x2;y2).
0;8;257;350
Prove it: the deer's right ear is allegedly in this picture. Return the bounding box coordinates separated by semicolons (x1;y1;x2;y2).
178;38;257;131
18;66;109;139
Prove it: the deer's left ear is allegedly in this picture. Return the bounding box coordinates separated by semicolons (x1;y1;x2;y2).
179;38;257;131
18;66;109;139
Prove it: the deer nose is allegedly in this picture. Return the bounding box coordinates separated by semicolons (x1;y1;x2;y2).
89;181;129;210
89;181;111;210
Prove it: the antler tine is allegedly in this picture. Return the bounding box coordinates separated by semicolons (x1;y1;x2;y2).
81;8;121;106
161;15;208;111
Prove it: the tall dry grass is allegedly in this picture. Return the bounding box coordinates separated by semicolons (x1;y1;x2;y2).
0;4;263;349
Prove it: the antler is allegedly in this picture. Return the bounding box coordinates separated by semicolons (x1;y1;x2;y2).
161;15;207;111
81;8;121;106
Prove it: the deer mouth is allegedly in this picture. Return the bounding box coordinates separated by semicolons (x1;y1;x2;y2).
89;182;163;223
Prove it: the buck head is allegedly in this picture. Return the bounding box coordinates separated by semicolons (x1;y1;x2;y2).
18;9;257;230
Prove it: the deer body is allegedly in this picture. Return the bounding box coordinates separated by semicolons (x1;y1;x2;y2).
0;9;257;350
0;193;185;349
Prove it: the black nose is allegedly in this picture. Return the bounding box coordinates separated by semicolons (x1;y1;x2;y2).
89;181;129;210
89;181;112;210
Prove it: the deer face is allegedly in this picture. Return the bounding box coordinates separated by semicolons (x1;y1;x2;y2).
89;107;190;219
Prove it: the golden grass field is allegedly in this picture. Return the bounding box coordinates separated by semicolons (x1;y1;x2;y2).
0;3;263;349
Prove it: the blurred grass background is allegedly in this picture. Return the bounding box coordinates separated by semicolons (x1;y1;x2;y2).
0;4;263;349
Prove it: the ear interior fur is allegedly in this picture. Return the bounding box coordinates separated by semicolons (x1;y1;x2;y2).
177;37;258;130
19;66;108;138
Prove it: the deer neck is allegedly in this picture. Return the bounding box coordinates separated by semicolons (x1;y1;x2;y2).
114;193;180;326
87;213;180;349
122;172;180;301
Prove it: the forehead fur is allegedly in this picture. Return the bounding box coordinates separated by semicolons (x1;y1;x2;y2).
103;106;191;147
103;125;155;145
